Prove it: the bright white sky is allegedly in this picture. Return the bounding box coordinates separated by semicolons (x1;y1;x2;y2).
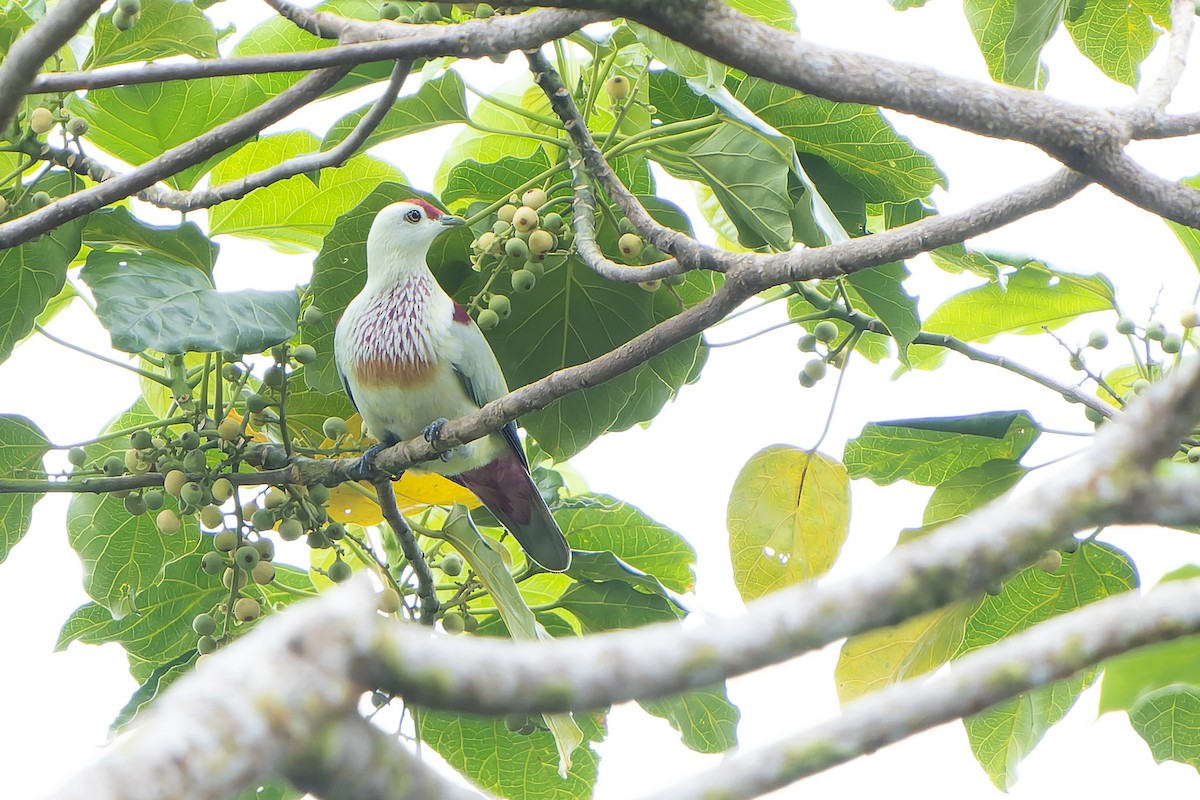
6;1;1200;798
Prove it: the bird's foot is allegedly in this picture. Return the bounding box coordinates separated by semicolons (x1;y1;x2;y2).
355;441;403;482
422;418;455;462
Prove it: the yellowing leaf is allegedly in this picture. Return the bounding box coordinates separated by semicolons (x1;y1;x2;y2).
726;446;850;602
394;472;480;511
326;482;383;526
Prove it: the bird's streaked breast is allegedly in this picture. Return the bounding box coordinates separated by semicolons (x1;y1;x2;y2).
343;275;442;389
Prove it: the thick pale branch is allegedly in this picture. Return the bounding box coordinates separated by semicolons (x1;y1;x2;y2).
0;0;101;133
649;577;1200;800
287;714;487;800
355;361;1200;714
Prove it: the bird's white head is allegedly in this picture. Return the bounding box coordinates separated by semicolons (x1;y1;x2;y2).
365;198;465;286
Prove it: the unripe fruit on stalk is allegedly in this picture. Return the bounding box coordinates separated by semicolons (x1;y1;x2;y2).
477;308;500;331
117;0;141;14
618;232;642;258
252;560;276;585
521;188;547;210
251;508;275;531
1146;321;1167;341
123;493;147;516
292;344;317;364
103;455;125;477
234;597;261;622
1115;316;1136;335
130;430;153;450
180;481;205;507
112;8;136;30
441;553;464;576
223;567;246;590
813;320;839;343
31;191;51;208
380;2;400;18
192;613;217;636
488;294;511;318
214;529;237;552
246;393;269;414
497;204;517;223
278;518;304;541
512;206;539;233
264;486;287;509
254;538;275;561
803;359;827;381
234;545;260;570
68;447;87;467
323;417;348;439
197;635;217;655
1086;330;1108;350
65;116;88;137
441;611;465;634
476;231;497;254
378;588;402;613
328;559;352;583
605;75;630;102
156;509;181;535
201;551;224;576
199;505;224;530
1163;333;1183;354
541;212;563;233
211;477;234;502
505;237;529;260
1182;307;1200;329
29;107;54;134
179;430;200;450
303;305;325;326
217;417;241;442
529;229;555;255
511;269;536;293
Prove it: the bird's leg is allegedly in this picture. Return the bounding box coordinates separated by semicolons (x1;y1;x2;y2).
422;418;456;462
355;439;403;481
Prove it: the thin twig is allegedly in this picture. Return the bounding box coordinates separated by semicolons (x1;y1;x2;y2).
373;478;439;624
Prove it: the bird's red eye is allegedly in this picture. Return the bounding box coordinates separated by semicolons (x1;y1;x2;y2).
405;208;422;223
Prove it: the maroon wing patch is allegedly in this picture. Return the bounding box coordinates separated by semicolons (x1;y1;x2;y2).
452;300;471;325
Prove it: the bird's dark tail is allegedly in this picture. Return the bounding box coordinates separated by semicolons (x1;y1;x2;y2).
450;453;571;571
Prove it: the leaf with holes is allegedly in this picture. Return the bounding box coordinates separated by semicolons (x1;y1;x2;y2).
727;446;850;602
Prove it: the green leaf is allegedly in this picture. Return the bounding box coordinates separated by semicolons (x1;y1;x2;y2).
929;243;1003;279
921;459;1028;527
909;262;1115;369
964;0;1067;88
686;123;794;251
275;386;357;445
1101;636;1200;714
564;551;683;607
87;0;218;68
443;148;553;210
83;206;219;275
231;0;403;96
0;173;85;365
1099;565;1200;714
321;70;470;153
924;263;1115;341
735;77;945;203
844;411;1040;486
65;401;203;617
0;0;39;54
0;415;50;565
419;712;603;800
836;601;979;703
649;70;715;125
847;261;921;364
1128;686;1200;773
628;23;726;89
835;460;1023;702
557;580;683;632
727;0;796;28
639;684;740;754
1065;0;1164;86
81;251;299;354
959;541;1138;789
109;651;194;734
207;130;404;252
434;77;556;194
57;548;221;659
555;494;696;594
480;202;709;459
68;76;268;190
726;447;850;602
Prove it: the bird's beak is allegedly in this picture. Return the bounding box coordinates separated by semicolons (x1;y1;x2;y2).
440;215;466;228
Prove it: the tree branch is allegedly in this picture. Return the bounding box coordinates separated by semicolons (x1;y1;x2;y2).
373;478;439;624
287;713;488;800
355;360;1200;714
0;0;101;133
0;65;353;248
647;576;1200;800
27;10;603;94
140;60;412;212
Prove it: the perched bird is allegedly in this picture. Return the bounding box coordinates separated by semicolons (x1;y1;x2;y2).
334;198;571;571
